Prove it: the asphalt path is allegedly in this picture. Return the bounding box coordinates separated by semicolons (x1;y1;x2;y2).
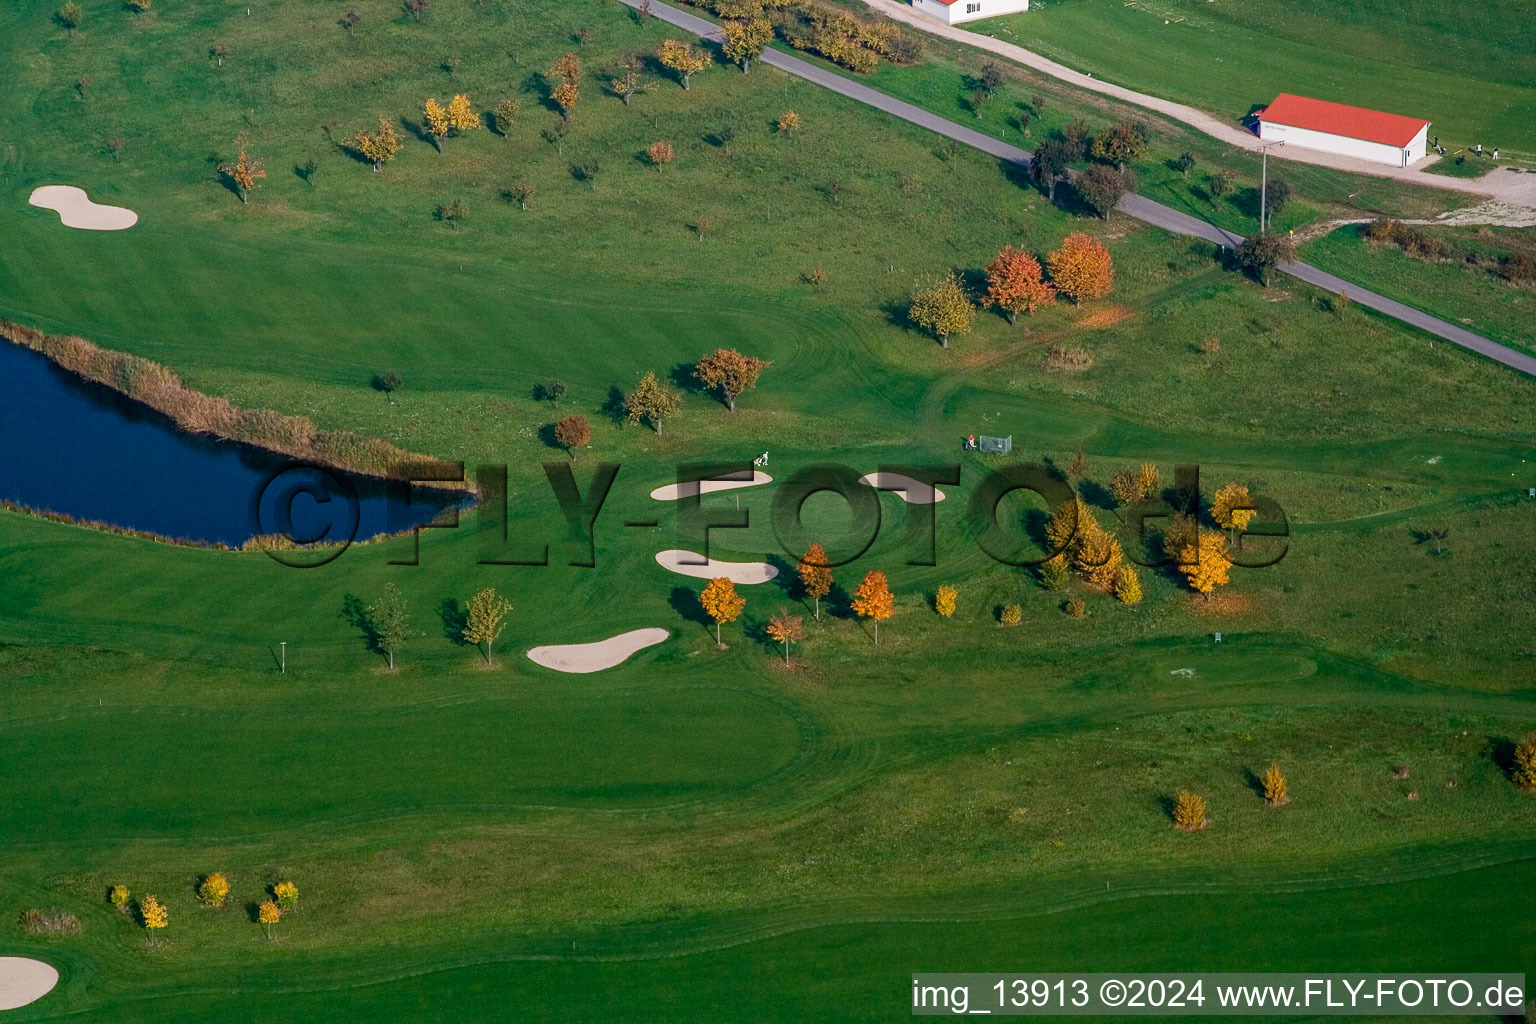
617;0;1536;378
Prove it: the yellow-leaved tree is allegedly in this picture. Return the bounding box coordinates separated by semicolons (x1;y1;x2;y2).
1211;482;1255;546
139;894;168;943
721;18;774;73
851;570;895;644
1177;529;1232;599
423;98;449;151
462;587;511;664
798;543;833;621
701;577;745;645
908;274;974;348
1074;528;1123;591
934;585;957;617
354;117;400;172
446;93;480;134
258;900;281;941
658;39;710;90
109;885;131;912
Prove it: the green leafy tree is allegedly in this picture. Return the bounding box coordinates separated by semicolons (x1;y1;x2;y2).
370;582;408;669
1236;234;1296;287
462;587;512;663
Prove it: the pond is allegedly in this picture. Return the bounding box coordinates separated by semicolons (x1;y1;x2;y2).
0;342;462;547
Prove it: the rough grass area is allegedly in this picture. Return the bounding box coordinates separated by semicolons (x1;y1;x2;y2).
1301;224;1536;355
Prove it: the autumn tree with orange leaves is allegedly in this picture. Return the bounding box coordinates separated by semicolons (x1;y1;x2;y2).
798;543;833;621
694;348;769;412
701;576;745;645
851;570;895;644
984;246;1055;325
766;609;804;663
1177;528;1232;599
1047;233;1114;306
647;140;674;172
552;81;579;123
220;133;265;204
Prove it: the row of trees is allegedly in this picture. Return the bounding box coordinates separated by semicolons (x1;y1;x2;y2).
909;234;1115;346
703;557;896;650
367;584;511;668
621;348;771;434
110;878;298;943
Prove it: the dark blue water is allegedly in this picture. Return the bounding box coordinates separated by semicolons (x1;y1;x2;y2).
0;342;462;546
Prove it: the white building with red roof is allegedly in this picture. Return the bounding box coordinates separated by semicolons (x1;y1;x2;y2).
912;0;1029;25
1257;93;1430;168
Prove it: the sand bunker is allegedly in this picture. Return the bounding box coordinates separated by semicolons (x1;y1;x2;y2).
655;549;779;584
29;186;138;231
649;471;772;501
858;472;947;504
527;628;669;673
0;958;59;1011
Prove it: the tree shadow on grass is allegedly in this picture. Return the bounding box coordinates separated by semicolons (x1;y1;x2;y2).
1078;479;1116;511
341;594;379;654
535;421;568;455
765;553;799;601
439;597;468;644
668;585;711;634
601;386;628;425
1241;767;1267;801
667;361;706;396
1487;735;1518;779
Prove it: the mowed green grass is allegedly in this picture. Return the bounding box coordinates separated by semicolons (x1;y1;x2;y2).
1;0;1536;1020
23;858;1536;1023
982;0;1536;160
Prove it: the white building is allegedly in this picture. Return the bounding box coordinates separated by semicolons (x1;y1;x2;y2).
1257;93;1429;168
911;0;1029;25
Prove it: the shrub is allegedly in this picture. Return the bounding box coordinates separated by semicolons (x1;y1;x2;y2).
1000;603;1022;626
1502;253;1536;284
197;872;230;907
1064;597;1086;618
1262;763;1289;806
58;1;83;28
1037;556;1070;591
18;908;81;937
1171;790;1207;830
934;585;957;617
1513;734;1536;790
1113;565;1142;604
109;885;131;911
273;880;299;910
1041;345;1093;372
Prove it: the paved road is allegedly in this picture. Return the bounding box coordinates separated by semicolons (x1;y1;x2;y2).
617;0;1536;379
854;0;1536;209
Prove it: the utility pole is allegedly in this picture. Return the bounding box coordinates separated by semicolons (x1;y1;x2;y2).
1258;141;1284;235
